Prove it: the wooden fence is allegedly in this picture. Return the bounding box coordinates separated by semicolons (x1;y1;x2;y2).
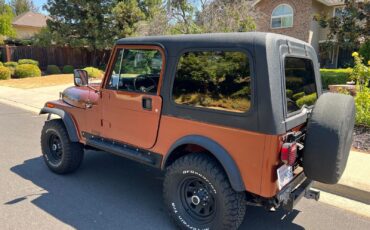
0;45;111;70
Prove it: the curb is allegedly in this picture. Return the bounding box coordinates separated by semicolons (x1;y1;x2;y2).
0;98;40;114
313;182;370;205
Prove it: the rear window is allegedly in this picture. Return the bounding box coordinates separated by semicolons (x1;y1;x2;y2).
285;57;317;114
172;51;251;113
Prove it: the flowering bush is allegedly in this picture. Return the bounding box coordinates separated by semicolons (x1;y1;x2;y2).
351;52;370;127
351;52;369;86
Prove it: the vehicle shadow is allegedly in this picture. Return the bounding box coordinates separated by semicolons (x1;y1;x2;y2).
10;151;304;230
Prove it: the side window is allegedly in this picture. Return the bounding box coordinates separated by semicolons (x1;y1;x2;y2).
285;57;317;114
107;48;162;94
172;51;252;113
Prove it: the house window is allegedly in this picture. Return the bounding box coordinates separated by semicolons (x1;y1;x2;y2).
271;4;294;29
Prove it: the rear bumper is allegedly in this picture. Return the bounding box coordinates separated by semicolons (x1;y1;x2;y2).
276;172;320;211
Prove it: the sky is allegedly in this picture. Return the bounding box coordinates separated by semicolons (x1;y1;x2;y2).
6;0;48;14
32;0;48;14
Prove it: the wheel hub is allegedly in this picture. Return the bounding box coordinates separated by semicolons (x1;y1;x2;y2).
47;134;63;164
191;195;201;205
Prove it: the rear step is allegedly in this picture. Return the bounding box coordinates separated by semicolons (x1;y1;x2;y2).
82;132;162;168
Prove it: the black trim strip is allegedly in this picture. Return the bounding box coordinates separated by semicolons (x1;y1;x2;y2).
83;132;162;168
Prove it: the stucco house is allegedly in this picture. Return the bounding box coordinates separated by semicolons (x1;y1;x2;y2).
12;11;49;40
253;0;353;68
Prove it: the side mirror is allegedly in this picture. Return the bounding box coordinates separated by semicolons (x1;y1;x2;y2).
74;69;89;86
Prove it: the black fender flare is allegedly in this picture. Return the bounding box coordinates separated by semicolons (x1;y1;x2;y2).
40;107;79;142
163;135;246;192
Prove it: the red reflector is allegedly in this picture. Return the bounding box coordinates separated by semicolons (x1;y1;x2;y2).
281;142;297;166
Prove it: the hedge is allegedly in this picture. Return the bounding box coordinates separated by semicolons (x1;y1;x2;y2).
14;64;42;78
320;68;352;89
0;66;11;80
18;59;39;66
62;65;74;74
46;65;61;75
4;61;18;68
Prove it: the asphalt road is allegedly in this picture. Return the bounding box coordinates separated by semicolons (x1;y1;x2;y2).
1;102;370;230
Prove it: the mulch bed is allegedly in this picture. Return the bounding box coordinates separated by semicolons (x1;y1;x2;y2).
352;125;370;153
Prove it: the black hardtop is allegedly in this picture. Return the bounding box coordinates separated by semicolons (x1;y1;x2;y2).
116;32;320;135
116;32;309;55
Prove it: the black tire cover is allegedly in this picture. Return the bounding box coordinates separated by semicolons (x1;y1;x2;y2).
303;93;355;184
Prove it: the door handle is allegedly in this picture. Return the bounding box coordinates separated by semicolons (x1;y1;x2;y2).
142;97;152;110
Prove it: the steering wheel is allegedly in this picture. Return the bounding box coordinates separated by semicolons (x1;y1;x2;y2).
133;74;157;93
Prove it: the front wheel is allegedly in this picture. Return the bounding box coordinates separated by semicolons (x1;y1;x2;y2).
163;153;246;230
41;119;84;174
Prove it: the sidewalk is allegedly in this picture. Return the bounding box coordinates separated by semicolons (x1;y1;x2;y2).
0;84;369;205
0;84;71;113
314;151;370;204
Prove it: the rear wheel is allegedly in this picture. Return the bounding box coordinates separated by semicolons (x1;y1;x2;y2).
41;119;84;174
163;153;246;230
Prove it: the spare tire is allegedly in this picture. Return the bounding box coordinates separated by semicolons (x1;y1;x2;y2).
303;93;355;184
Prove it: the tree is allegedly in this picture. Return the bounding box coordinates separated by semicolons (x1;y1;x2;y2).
166;0;256;34
44;0;158;65
315;0;370;50
196;0;256;33
10;0;38;15
112;0;145;38
168;0;202;34
136;0;170;36
45;1;116;48
0;0;15;43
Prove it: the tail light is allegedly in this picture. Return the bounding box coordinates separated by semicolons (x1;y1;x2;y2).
281;142;297;166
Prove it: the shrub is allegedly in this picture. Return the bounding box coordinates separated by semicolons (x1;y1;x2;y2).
14;64;42;78
46;65;61;75
0;66;11;80
296;93;317;108
83;67;104;78
320;68;352;89
4;62;18;76
0;62;3;66
4;61;18;68
355;86;370;127
62;65;74;74
351;52;369;86
292;92;305;101
18;59;39;66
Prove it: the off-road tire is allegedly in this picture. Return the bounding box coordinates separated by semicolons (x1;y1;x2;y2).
303;93;355;184
41;119;84;174
163;153;246;230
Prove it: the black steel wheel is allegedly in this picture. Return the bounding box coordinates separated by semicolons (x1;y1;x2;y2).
47;133;63;165
41;119;84;174
179;177;216;224
164;153;246;230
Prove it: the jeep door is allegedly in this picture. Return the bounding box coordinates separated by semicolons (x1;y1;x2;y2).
100;45;164;149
